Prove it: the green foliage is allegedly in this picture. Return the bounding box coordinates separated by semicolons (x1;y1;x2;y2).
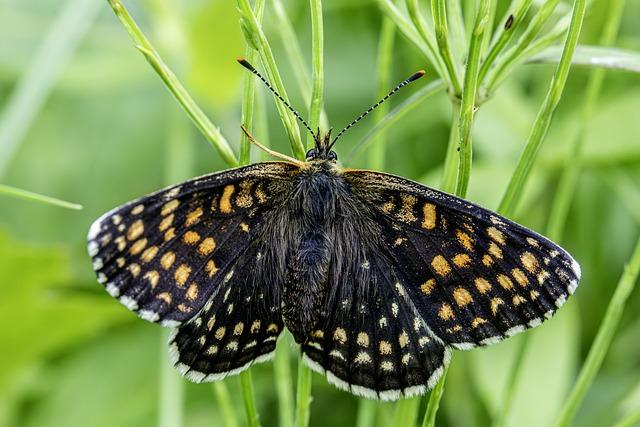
1;0;639;426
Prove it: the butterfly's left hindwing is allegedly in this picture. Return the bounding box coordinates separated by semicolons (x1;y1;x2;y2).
87;162;298;327
344;170;581;350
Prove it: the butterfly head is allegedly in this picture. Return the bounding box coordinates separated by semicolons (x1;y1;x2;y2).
306;130;338;163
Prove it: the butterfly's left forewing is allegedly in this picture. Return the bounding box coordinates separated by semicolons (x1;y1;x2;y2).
87;162;298;327
344;170;581;350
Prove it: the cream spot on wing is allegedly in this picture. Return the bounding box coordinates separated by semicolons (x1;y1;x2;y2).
487;227;506;245
333;328;347;344
489;242;503;259
439;303;454;320
205;260;219;277
182;231;200;244
161;252;175;270
251;320;261;333
453;253;472;268
234;322;244;335
144;270;159;288
127;220;144;241
220;185;235;213
512;268;529;287
357;332;369;347
140;246;158;262
453;287;473;307
131;204;144;215
456;229;474;251
498;274;514;290
379;341;392;355
186;283;199;301
158;292;172;304
396;194;417;223
421;203;436;229
475;277;492;294
159;214;174;232
521;252;539;273
399;331;409;348
161;199;180;216
128;263;141;277
354;351;372;365
491;298;503;315
472;317;487;328
174;264;191;287
129;238;147;255
198;237;216;256
421;278;436;295
431;255;451;276
185;207;203;227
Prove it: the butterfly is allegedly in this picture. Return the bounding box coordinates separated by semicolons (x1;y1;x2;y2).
87;59;580;401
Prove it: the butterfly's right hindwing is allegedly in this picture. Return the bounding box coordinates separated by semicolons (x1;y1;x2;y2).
87;162;298;327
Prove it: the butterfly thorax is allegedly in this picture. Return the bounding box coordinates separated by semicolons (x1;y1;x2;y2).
265;164;364;343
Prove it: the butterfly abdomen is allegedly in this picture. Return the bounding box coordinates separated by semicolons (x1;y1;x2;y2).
280;169;350;342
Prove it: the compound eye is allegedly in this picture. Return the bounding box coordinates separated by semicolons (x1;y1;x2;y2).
305;148;317;160
328;151;338;161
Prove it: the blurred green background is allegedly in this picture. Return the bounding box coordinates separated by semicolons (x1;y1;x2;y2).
1;0;639;426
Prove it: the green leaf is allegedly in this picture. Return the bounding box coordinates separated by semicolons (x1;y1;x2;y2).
529;45;640;73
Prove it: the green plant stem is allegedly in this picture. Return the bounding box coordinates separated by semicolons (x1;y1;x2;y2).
404;0;456;93
455;0;491;198
0;184;82;210
428;0;463;95
377;0;442;75
356;400;377;427
0;0;101;177
237;0;305;160
553;236;640;427
295;358;313;427
393;397;420;427
477;0;534;85
547;0;626;241
497;0;587;218
439;101;461;193
350;80;446;163
159;330;184;427
274;334;294;427
613;409;640;427
490;335;529;427
240;371;261;427
106;0;237;167
271;0;329;131
367;15;396;171
421;365;448;427
155;5;191;422
484;0;562;94
212;382;239;427
240;0;266;166
308;0;324;148
446;0;466;56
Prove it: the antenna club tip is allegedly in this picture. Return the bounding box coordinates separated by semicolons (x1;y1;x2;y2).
409;70;427;82
236;57;255;71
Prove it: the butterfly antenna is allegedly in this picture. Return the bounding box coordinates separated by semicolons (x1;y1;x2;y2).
328;69;426;150
237;57;316;140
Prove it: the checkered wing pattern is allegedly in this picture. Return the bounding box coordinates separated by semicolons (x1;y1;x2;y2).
168;240;284;382
87;162;298;328
301;245;451;400
344;171;581;350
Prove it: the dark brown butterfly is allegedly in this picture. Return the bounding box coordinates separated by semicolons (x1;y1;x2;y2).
87;59;580;400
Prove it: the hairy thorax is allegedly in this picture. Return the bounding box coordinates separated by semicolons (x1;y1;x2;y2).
258;162;373;343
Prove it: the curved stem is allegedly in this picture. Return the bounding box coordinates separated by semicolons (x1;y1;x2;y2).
455;0;491;198
497;0;587;218
553;236;640;427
